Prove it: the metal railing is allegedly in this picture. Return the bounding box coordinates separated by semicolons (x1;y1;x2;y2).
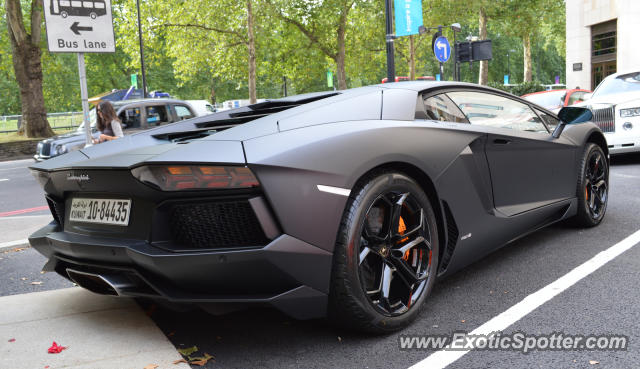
0;111;84;134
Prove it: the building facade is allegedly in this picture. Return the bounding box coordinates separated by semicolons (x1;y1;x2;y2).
566;0;640;90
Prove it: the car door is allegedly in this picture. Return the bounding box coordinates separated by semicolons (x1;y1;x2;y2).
447;91;577;216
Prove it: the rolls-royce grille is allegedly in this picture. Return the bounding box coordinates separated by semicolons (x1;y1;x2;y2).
170;200;268;249
39;142;52;156
590;106;615;133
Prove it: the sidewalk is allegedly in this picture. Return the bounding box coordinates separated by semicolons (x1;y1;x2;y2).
0;288;189;369
0;214;51;251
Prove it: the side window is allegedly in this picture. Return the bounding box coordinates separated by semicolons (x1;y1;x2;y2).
118;108;141;129
535;109;560;130
447;91;549;133
145;105;169;126
422;94;469;123
174;105;194;120
568;91;586;106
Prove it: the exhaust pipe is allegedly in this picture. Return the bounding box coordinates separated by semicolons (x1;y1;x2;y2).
66;269;136;296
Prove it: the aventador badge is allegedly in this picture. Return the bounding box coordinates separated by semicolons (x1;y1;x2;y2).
67;173;90;182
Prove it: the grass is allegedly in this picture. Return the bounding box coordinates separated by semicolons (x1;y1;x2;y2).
0;128;76;144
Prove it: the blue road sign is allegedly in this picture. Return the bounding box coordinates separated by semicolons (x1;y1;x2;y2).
433;36;451;63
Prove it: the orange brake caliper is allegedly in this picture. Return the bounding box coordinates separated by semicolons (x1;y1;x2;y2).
398;217;410;260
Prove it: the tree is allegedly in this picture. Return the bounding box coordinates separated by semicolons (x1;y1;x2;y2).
5;0;53;137
268;0;362;90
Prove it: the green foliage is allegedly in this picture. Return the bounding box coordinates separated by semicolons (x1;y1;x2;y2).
489;81;545;96
0;0;568;115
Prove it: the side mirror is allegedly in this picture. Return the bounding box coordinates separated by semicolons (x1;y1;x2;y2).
553;107;593;138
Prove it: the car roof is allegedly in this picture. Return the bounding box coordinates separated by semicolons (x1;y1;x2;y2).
112;98;190;107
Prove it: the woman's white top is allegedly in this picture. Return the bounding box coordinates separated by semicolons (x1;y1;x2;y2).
111;119;124;138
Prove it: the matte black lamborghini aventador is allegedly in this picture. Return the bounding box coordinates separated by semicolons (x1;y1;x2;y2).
29;82;608;333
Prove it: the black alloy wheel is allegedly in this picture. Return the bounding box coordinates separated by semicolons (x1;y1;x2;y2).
358;191;433;316
573;143;608;227
329;171;439;333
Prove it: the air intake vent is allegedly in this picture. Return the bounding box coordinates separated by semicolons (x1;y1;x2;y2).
438;201;459;274
46;196;65;227
170;200;269;250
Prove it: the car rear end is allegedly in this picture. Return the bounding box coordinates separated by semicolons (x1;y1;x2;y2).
28;140;331;319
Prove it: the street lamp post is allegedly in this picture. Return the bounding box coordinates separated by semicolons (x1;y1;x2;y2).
136;0;148;98
384;0;395;83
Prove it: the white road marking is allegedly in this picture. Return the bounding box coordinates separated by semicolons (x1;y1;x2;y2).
410;229;640;369
613;173;640;179
317;184;351;197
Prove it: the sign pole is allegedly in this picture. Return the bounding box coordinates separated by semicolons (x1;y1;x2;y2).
77;53;92;147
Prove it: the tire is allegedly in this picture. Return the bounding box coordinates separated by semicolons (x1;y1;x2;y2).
328;171;439;333
572;143;608;227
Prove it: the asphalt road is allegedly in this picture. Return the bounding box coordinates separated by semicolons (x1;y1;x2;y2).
1;154;639;369
0;158;49;216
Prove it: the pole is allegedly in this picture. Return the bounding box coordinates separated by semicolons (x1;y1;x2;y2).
384;0;395;83
136;0;147;98
507;52;510;83
440;62;444;81
283;76;288;97
453;30;460;81
77;53;92;147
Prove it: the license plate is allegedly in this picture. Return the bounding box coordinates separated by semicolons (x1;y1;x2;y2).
69;198;131;226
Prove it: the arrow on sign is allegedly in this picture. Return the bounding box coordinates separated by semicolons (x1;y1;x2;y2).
436;40;448;60
70;22;93;35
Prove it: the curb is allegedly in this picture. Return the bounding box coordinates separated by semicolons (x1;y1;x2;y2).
0;239;30;252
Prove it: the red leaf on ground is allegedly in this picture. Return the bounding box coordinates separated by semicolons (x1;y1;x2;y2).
47;341;67;354
8;338;16;342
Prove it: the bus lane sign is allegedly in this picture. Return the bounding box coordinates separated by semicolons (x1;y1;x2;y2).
44;0;115;53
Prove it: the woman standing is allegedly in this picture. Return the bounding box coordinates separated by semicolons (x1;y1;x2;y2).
93;101;124;144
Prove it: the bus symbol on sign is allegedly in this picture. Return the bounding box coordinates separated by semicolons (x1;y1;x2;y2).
50;0;107;19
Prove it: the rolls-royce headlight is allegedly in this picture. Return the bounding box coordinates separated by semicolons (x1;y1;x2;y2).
620;108;640;117
55;145;67;155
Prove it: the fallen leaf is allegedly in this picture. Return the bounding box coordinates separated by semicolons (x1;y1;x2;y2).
40;271;45;274
21;277;27;281
31;281;43;285
172;359;188;365
432;325;439;328
461;320;466;323
8;338;15;342
143;365;158;369
177;346;198;356
12;247;27;252
589;360;599;365
47;341;67;354
190;353;214;366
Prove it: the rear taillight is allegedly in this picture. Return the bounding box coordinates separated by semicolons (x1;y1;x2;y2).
131;165;260;191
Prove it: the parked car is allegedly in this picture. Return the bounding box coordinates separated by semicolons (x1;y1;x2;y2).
522;88;591;113
574;71;640;154
34;99;197;161
29;82;607;333
187;100;216;115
